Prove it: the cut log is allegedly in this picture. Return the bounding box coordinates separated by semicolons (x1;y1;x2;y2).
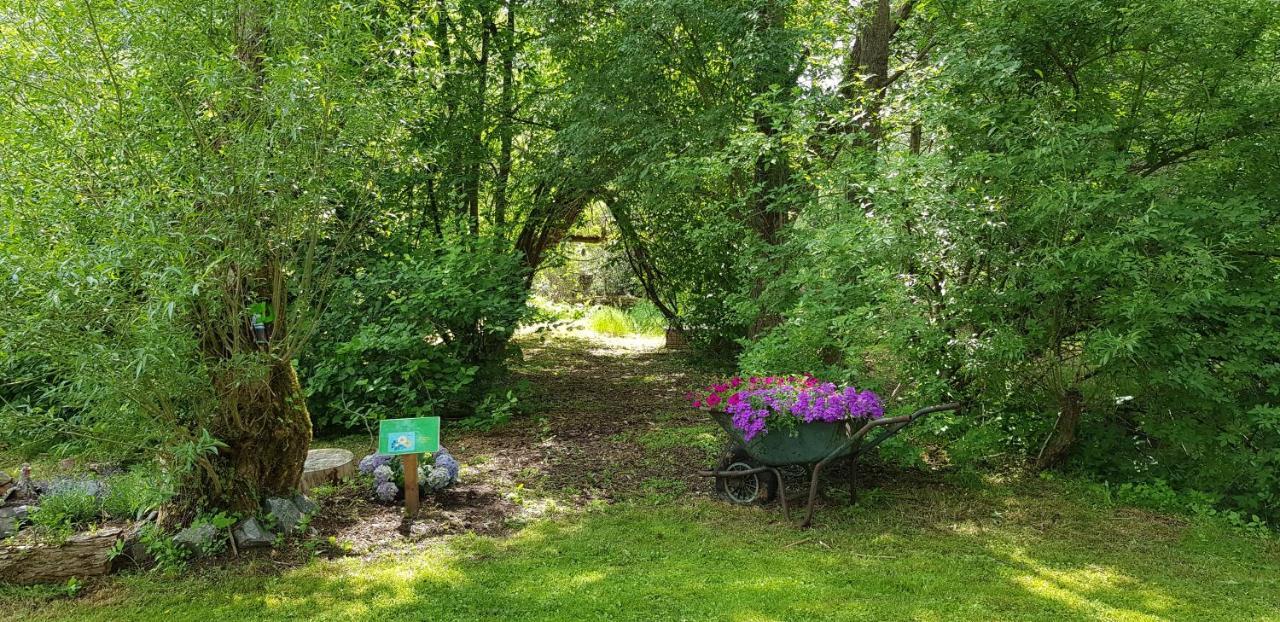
0;526;127;585
299;448;356;493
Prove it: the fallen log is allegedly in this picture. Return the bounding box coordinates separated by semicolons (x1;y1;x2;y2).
0;526;128;585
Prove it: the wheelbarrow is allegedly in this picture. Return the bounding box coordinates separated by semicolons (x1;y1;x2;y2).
697;402;961;527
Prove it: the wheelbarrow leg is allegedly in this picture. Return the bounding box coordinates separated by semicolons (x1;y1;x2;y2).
848;455;858;505
800;461;827;529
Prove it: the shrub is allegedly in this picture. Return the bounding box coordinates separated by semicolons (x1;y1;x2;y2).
588;302;667;337
101;465;173;519
302;239;529;429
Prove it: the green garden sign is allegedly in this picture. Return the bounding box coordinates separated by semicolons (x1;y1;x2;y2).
378;417;440;455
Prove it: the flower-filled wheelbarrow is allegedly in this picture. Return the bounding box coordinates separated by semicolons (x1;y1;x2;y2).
690;376;959;527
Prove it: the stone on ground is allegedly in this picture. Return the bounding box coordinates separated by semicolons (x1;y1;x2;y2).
172;522;218;555
265;497;303;534
232;517;274;548
292;494;318;515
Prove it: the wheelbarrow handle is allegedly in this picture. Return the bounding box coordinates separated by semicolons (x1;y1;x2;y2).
798;402;962;528
830;401;962;465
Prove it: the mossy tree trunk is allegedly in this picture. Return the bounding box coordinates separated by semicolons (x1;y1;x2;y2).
169;3;314;518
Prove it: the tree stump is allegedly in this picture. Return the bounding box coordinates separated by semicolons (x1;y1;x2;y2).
664;328;688;349
299;448;356;493
0;526;128;585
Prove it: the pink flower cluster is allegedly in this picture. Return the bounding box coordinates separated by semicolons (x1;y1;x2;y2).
689;375;883;441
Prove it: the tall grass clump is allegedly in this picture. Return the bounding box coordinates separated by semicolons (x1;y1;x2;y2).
626;300;666;336
588;306;631;336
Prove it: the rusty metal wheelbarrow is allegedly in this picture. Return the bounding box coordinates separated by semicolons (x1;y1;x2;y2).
697;402;961;528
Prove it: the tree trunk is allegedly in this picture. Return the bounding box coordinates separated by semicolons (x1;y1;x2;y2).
466;9;494;237
205;359;313;513
744;0;798;338
1036;387;1083;470
493;0;517;229
843;0;895;145
173;4;313;518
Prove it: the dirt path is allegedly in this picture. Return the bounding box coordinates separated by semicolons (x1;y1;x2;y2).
311;329;725;556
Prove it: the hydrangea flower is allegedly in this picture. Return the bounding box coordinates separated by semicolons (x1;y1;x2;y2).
375;481;399;502
359;453;393;475
433;449;460;482
372;464;393;485
426;467;452;491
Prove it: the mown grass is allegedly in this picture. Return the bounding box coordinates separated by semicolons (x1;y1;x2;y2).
3;475;1278;622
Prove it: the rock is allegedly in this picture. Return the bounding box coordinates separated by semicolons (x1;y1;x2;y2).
118;537;153;569
9;506;30;523
0;471;12;500
0;506;30;539
300;448;356;493
232;517;274;548
292;494;318;516
265;497;303;534
172;523;217;555
0;471;11;487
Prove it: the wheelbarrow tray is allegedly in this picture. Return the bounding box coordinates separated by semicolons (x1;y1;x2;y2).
708;412;855;466
700;402;961;527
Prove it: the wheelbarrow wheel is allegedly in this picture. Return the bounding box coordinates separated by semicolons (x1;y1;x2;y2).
713;450;777;504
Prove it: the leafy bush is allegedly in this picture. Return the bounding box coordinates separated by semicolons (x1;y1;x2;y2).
100;465;173;520
302;239;530;430
27;466;174;540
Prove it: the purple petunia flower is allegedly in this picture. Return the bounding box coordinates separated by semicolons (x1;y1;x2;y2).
720;377;883;440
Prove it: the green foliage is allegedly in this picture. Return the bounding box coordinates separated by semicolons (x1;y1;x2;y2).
457;390;523;432
26;465;174;541
0;0;1277;525
302;240;530;429
28;489;101;540
100;465;174;520
587;306;631;336
625;301;667;336
587;302;666;337
136;523;190;573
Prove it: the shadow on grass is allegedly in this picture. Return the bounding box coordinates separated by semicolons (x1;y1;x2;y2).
12;495;1278;622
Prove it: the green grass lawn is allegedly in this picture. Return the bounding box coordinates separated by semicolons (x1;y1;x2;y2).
4;477;1278;622
4;334;1277;621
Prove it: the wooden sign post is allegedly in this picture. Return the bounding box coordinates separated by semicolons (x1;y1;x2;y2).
401;453;420;516
378;417;441;519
